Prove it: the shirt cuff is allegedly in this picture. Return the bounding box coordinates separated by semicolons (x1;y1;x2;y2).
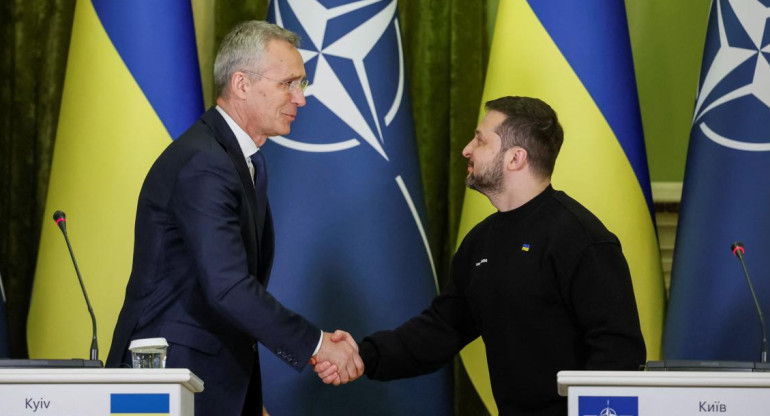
312;331;323;356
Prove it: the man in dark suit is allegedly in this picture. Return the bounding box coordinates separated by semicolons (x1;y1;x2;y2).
107;21;363;416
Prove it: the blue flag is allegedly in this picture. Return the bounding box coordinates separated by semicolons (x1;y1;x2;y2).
261;0;451;414
0;272;8;358
663;0;770;361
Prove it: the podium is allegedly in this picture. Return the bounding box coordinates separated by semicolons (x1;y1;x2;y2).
0;368;203;415
558;371;770;415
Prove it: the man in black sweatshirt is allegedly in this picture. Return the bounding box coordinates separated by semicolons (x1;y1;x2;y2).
315;96;646;415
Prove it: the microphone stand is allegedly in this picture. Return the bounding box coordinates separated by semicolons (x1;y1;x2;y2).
54;211;99;362
732;242;767;363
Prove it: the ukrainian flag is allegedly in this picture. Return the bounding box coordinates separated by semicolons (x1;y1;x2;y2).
456;1;665;413
110;393;169;415
28;0;204;360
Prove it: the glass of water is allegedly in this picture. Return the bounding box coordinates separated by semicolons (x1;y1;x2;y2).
129;337;168;368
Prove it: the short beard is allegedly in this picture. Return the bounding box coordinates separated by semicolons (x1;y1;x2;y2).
465;150;505;196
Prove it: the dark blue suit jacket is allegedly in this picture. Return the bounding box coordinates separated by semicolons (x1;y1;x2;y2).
107;108;320;415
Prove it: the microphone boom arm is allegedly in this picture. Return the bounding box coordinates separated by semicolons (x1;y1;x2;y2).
54;211;99;361
732;242;768;363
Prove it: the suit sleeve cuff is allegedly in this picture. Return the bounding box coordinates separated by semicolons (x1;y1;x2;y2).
359;337;379;377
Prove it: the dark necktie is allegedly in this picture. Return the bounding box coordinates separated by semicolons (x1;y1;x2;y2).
250;151;268;236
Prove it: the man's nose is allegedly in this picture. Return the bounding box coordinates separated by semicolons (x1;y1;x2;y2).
292;87;307;107
462;141;474;158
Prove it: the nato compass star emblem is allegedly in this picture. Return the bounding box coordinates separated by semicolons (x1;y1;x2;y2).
267;0;437;285
579;396;638;416
693;0;770;151
268;0;404;161
582;399;634;416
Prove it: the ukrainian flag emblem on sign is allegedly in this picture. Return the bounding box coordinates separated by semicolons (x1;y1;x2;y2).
110;394;169;415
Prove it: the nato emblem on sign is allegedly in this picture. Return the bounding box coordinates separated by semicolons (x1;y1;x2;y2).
578;396;638;416
693;0;770;152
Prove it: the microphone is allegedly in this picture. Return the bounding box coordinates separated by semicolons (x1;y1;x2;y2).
53;211;99;361
731;241;767;363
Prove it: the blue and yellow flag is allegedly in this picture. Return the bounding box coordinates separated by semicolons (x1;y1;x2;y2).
664;0;770;361
28;0;204;360
110;393;169;415
261;0;451;414
456;1;665;413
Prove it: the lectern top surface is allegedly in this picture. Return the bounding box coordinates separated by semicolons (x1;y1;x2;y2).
0;368;204;393
556;370;770;396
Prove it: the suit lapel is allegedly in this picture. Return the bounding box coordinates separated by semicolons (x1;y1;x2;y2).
199;108;262;271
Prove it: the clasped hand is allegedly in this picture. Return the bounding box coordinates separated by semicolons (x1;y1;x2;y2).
311;330;363;386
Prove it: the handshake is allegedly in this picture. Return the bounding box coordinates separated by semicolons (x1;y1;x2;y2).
310;330;364;386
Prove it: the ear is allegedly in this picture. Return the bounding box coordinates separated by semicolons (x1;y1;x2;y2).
229;71;250;100
506;147;528;171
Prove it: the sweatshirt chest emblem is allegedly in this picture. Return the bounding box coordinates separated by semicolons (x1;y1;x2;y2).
521;243;531;252
475;258;488;267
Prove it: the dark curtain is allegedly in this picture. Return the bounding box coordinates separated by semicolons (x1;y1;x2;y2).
0;0;77;359
0;0;489;414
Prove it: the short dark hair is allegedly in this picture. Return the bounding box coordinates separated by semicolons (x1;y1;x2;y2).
485;96;564;178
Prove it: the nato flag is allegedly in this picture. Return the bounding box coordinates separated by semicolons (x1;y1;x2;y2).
663;0;770;361
260;0;451;414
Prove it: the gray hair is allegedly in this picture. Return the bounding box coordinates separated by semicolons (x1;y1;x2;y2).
214;21;300;98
